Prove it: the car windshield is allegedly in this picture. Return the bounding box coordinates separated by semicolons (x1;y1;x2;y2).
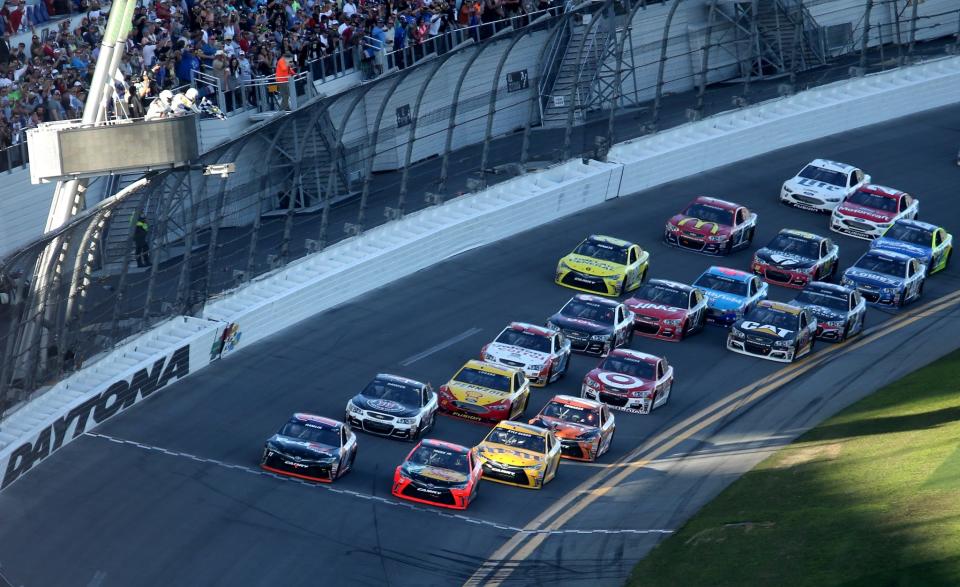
485;427;546;453
454;367;512;392
278;422;340;447
767;233;820;259
600;356;656;379
408;445;470;473
794;289;849;311
361;378;421;405
847;190;898;212
494;328;551;353
693;273;748;296
683;203;734;226
854;254;906;277
742;306;798;331
634;284;688;308
560;299;616;324
573;239;629;264
541;401;600;426
798;165;847;187
884;223;932;246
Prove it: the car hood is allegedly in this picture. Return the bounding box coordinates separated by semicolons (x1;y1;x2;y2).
668;214;732;237
549;314;612;335
401;463;470;486
476;443;544;466
788;301;845;322
586;368;653;393
624;298;686;320
560;254;624;277
267;435;338;459
444;381;508;406
700;289;748;311
485;343;550;365
532;416;599;440
734;319;797;341
871;238;932;262
783;177;846;197
843;268;905;288
836;202;896;223
755;248;817;269
350;394;421;418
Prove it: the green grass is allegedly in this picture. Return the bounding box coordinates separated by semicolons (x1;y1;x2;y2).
629;349;960;587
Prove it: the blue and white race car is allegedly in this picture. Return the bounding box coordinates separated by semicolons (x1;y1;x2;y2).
841;249;926;307
870;219;953;276
692;266;769;326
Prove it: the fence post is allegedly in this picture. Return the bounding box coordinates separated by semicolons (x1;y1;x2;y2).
907;0;919;57
562;3;608;160
695;0;718;118
859;0;873;71
357;71;410;229
481;30;533;185
437;44;486;195
651;0;682;128
175;191;199;314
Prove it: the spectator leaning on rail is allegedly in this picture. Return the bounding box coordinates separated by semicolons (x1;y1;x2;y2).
274;50;294;110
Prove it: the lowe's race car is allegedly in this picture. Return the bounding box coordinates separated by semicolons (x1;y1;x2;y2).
780;159;869;212
692;266;769;326
480;322;571;386
870;219;953;276
260;413;358;483
345;374;437;441
546;294;634;355
555;234;649;296
751;229;839;288
789;281;866;342
664;196;757;255
727;300;817;363
842;249;926;307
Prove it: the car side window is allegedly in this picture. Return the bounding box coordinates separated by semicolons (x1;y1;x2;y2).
906;262;914;277
799;312;808;328
545;435;552;452
819;241;827;258
935;230;944;247
340;426;348;446
852;292;861;310
749;278;758;297
422;386;430;406
736;209;747;225
628;247;638;265
899;196;909;212
689;291;697;309
855;170;864;184
656;361;664;380
616;307;624;323
515;373;524;389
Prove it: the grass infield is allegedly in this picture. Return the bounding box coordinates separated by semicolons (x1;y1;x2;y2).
628;348;960;587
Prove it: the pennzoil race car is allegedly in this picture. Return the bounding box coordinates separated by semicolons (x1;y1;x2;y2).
789;281;866;342
529;395;615;461
581;349;674;413
480;322;571;386
546;294;634;355
842;249;926;307
438;360;531;423
693;266;769;326
664;196;757;255
871;219;953;275
727;300;817;363
473;421;561;489
345;374;437;441
624;279;708;341
555;234;650;296
780;159;869;212
392;439;483;510
260;413;358;483
751;229;839;288
830;184;919;240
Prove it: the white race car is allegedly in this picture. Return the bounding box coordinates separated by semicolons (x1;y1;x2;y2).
780;159;869;213
345;374;438;441
481;322;572;387
830;184;919;241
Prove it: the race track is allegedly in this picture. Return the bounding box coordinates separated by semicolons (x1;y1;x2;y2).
1;104;959;587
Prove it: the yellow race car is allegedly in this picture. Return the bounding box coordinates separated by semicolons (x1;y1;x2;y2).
473;421;562;489
556;234;649;296
438;360;531;423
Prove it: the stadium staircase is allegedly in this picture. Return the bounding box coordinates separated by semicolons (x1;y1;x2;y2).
540;16;612;127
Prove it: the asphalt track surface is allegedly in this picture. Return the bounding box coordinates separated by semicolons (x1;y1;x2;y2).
1;104;960;587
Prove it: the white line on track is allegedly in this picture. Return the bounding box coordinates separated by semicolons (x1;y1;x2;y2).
399;327;483;366
84;432;672;537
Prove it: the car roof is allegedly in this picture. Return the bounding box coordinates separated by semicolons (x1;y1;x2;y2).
462;359;520;377
420;438;471;453
646;278;695;293
374;373;425;387
856;184;904;199
608;348;660;364
550;394;604;410
862;249;915;262
292;413;341;429
690;196;740;211
805;281;854;295
493;420;551;437
572;294;621;307
586;234;633;248
891;218;938;232
755;300;803;315
778;228;825;243
704;266;753;282
506;322;555;337
807;158;856;173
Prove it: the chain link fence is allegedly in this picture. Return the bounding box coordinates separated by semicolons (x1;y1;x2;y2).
2;0;959;418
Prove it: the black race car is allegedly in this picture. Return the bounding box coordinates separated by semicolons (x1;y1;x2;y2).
726;300;817;363
260;413;358;483
546;294;634;356
751;229;839;289
345;374;438;440
788;281;867;342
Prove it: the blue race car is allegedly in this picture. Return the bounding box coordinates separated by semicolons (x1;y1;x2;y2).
870;219;953;276
692;266;769;326
841;249;926;307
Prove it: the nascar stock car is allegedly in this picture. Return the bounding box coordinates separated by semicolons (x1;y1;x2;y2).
473;421;561;489
692;266;769;326
392;439;483;510
480;322;571;386
727;300;817;363
830;184;919;240
581;349;673;413
664;196;757;255
751;229;839;288
528;395;615;461
780;159;869;212
871;219;953;275
555;234;650;296
260;413;358;483
789;281;866;342
842;249;926;307
438;360;531;423
546;294;634;355
624;279;708;341
345;374;437;440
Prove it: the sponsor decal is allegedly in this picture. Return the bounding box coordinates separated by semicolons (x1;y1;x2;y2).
598;372;643;388
631;302;682;312
768;253;807;266
211;322;242;360
741;321;793;338
368;399;404;412
846;270;901;286
2;345;190;489
677;218;720;234
797;178;842;191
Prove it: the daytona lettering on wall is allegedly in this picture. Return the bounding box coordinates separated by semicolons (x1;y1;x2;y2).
1;345;191;489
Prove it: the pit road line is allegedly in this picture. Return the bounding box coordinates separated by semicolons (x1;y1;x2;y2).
465;288;960;586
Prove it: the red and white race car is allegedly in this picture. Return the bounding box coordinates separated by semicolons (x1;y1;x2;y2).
830;184;919;241
624;279;708;342
664;196;757;255
480;322;572;387
581;349;674;413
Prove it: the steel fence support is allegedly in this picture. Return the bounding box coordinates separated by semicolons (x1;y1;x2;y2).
562;2;610;160
695;0;718;118
174;190;199;314
606;1;644;148
437;43;485;196
521;18;568;166
651;0;683;128
859;0;874;71
907;0;919;57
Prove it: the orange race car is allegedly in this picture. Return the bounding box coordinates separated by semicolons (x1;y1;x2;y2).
529;395;615;461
